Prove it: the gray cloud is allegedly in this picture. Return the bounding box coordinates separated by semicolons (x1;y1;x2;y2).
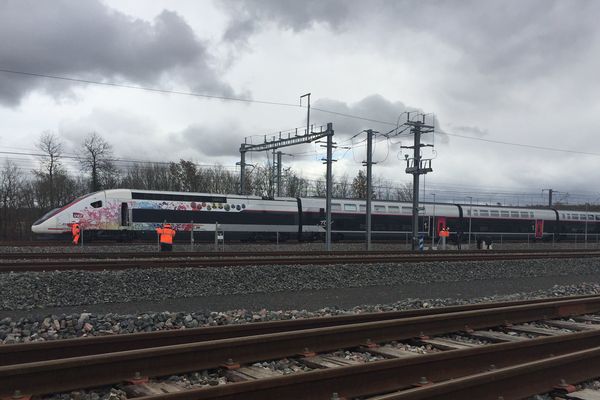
221;0;600;82
0;0;234;106
174;122;242;158
220;0;351;43
453;126;488;136
312;94;445;144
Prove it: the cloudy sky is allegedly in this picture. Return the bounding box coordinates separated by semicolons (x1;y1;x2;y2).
1;0;599;204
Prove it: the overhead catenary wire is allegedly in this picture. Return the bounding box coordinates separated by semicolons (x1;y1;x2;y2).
1;68;600;158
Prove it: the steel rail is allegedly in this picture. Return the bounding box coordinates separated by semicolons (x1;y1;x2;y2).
2;294;597;366
376;344;600;400
2;296;600;395
2;251;600;272
1;248;595;260
132;329;600;400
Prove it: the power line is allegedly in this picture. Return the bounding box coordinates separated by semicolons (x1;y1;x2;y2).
2;68;599;157
0;68;397;125
0;150;238;170
0;68;300;108
445;131;600;157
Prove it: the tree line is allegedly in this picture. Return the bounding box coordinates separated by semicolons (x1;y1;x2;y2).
0;132;412;240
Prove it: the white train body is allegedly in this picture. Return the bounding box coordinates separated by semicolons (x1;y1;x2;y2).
32;188;600;242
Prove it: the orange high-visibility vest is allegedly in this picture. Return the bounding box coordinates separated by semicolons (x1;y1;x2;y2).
72;224;80;236
156;227;176;244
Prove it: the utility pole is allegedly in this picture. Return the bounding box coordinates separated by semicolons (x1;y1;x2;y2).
276;151;282;197
467;196;473;248
401;114;434;251
320;123;335;251
543;189;553;207
363;129;377;251
239;143;246;195
432;193;436;249
271;149;277;197
300;93;311;135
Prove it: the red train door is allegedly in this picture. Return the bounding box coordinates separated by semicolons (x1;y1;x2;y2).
437;217;447;235
535;220;544;239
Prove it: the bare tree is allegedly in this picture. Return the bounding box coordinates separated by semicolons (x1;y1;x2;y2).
351;170;368;199
80;132;116;192
395;182;412;201
36;132;63;207
0;161;22;239
312;178;326;197
334;173;351;198
283;167;308;198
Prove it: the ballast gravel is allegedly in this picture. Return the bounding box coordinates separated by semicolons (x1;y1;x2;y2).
1;257;600;311
2;282;600;344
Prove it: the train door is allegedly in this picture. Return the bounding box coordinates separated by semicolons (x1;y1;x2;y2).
121;203;130;226
535;220;544;239
437;217;447;236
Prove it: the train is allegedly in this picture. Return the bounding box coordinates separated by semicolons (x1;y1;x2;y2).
31;188;600;244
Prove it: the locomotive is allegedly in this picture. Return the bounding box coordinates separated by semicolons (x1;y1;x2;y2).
31;189;600;243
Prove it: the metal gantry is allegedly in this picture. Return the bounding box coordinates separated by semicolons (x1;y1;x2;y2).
238;123;336;251
238;126;331;195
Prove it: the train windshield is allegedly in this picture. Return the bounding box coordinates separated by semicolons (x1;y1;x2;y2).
32;192;96;226
32;208;61;226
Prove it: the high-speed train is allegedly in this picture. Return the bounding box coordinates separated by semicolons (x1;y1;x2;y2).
32;188;600;242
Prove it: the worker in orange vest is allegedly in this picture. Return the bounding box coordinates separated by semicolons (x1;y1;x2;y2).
156;223;176;251
71;223;80;245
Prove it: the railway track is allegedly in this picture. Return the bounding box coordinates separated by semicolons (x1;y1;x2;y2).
5;295;600;399
1;249;600;272
1;247;598;259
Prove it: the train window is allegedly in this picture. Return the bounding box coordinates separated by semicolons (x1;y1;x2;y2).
479;210;489;217
472;210;478;216
402;206;412;214
344;204;357;212
501;211;509;217
589;215;595;220
596;215;600;221
490;210;499;217
374;205;386;212
331;203;341;211
520;212;529;218
561;213;565;218
530;212;534;218
510;211;519;218
572;214;579;220
359;204;366;212
389;206;399;213
90;201;102;208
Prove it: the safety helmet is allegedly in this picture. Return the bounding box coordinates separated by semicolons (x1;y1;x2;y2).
164;223;172;228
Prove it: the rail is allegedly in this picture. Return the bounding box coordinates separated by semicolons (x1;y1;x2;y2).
3;295;600;396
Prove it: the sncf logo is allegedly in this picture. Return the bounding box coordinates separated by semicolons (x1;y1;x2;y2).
73;212;83;218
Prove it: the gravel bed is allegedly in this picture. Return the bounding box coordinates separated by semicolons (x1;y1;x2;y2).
2;258;600;311
386;341;438;354
438;333;491;345
1;282;600;344
530;379;600;399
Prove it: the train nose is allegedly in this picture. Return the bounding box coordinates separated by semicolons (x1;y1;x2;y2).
31;222;47;234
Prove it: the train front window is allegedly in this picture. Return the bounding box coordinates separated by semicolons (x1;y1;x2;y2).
91;200;103;208
32;208;60;226
32;192;95;226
